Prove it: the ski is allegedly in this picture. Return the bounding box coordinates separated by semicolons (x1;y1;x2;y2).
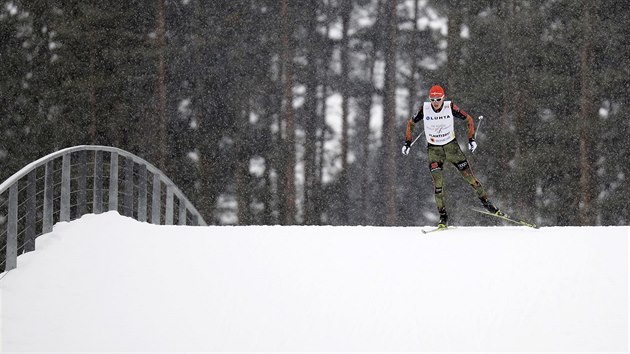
471;208;538;229
421;226;454;234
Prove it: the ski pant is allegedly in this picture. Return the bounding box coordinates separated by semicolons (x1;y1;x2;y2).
427;140;487;213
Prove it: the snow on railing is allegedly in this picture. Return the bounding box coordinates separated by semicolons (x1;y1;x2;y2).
0;145;207;272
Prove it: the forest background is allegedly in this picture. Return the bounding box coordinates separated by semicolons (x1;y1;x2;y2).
1;0;629;227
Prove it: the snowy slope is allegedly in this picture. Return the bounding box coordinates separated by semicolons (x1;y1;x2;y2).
0;212;628;352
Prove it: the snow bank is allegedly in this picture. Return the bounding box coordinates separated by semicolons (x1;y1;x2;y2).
1;212;628;352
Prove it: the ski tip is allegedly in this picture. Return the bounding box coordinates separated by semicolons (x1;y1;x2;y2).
470;208;539;229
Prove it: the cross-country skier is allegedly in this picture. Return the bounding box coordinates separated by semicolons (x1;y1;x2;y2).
402;85;504;228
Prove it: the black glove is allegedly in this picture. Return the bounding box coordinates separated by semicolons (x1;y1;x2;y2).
401;140;411;156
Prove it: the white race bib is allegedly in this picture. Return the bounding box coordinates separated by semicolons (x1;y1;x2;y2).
423;101;456;145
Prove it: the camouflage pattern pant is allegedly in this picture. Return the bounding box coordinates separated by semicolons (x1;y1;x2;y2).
427;140;487;212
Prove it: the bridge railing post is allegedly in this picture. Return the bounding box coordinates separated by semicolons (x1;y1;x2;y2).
138;165;147;223
123;156;134;218
43;160;54;233
93;151;103;214
77;151;87;216
165;186;174;225
60;154;71;222
25;171;36;253
109;152;119;212
6;184;18;271
151;174;161;225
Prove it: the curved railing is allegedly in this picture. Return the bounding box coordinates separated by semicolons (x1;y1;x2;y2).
0;145;207;272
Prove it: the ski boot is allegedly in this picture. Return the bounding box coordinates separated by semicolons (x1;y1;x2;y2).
480;197;506;217
437;208;448;228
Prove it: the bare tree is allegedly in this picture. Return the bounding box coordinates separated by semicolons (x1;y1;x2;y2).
303;0;320;225
446;0;462;96
339;0;352;221
383;0;398;225
406;0;421;116
156;0;168;171
578;0;596;225
281;0;297;224
357;0;381;225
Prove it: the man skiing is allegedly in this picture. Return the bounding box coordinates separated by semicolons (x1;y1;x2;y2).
402;85;504;228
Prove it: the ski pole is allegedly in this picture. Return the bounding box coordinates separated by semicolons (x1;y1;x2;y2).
470;116;483;157
474;115;483;140
409;128;425;147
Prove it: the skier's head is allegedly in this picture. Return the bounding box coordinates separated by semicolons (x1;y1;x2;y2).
429;85;445;109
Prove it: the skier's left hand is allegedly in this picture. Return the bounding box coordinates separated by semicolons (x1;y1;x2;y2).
468;139;477;153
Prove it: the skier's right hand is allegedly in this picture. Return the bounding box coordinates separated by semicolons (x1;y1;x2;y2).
401;141;411;156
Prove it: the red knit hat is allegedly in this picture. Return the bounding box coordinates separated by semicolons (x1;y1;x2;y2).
429;85;445;98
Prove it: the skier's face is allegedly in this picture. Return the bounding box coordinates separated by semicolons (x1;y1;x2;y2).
430;96;444;110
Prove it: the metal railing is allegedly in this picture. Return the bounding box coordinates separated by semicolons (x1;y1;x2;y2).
0;145;207;272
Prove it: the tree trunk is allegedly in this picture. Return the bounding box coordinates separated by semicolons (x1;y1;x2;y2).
156;0;168;171
496;1;515;204
446;0;462;96
303;0;319;225
192;1;218;223
578;0;595;225
89;58;98;144
383;0;398;225
339;0;352;222
314;5;334;224
236;96;251;225
359;37;377;225
407;0;420;116
281;0;296;224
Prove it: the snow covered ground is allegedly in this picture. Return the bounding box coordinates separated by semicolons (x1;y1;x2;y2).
1;212;628;353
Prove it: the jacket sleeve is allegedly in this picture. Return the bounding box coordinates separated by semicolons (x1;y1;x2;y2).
405;118;414;143
452;103;475;141
405;107;424;142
